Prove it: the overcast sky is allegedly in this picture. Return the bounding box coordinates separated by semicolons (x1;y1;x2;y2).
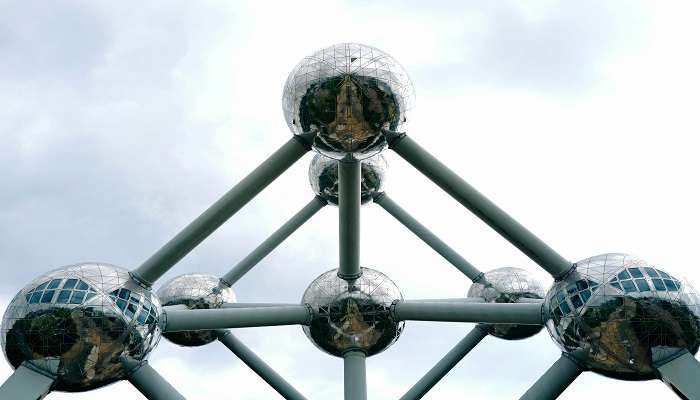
2;1;700;399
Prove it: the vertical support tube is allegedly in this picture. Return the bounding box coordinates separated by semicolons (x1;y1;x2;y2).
374;192;483;282
338;158;361;279
519;354;582;400
387;132;572;280
221;196;327;286
399;327;488;400
344;351;367;400
132;133;313;286
124;360;186;400
217;331;307;400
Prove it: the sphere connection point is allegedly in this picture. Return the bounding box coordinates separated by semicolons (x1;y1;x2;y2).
0;262;162;392
308;153;387;205
544;253;700;380
301;267;404;357
156;273;236;347
282;42;415;160
467;267;546;340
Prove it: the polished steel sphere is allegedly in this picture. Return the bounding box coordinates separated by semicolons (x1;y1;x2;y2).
283;43;415;160
301;267;404;357
467;267;546;340
0;262;162;392
544;253;700;380
308;154;387;205
156;273;236;347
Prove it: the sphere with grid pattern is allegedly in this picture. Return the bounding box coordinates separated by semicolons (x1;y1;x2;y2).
308;153;387;205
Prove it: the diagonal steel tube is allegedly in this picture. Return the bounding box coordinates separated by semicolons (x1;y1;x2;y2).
221;195;327;286
393;300;544;325
385;131;572;280
399;326;488;400
519;353;582;400
374;192;483;282
131;132;315;286
654;349;700;399
216;330;307;400
163;305;312;332
0;361;56;400
344;350;367;400
338;158;362;279
123;359;186;400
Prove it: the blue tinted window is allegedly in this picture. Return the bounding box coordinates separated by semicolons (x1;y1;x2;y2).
118;288;130;300
610;282;622;291
664;279;678;291
566;285;577;295
41;290;55;303
56;290;72;304
652;278;666;291
658;270;670;278
47;279;62;289
63;279;78;289
71;291;86;304
571;294;583;308
618;270;631;280
76;280;89;290
621;280;637;293
587;280;599;288
125;303;137;318
137;310;149;324
35;281;49;291
29;292;42;304
635;279;650;292
576;280;589;290
580;289;591;302
644;268;659;277
560;302;571;314
556;291;566;303
130;293;141;303
85;292;96;302
116;299;127;310
629;268;643;278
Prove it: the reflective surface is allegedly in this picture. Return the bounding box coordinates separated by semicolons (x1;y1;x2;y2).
468;267;546;340
302;267;404;357
308;153;387;205
157;273;236;346
1;263;162;392
544;253;700;380
283;43;415;160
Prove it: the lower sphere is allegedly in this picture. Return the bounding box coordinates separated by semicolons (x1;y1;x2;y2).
544;253;700;380
156;273;236;346
467;267;546;340
301;267;404;357
0;262;162;392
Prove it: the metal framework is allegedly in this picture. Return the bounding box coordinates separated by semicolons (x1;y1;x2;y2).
2;42;700;400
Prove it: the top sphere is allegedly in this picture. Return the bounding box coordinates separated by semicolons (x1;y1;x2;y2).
1;262;162;392
467;267;546;340
544;253;700;380
156;273;236;347
282;43;415;160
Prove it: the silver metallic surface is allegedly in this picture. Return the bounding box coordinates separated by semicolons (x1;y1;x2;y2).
309;154;387;205
467;267;546;340
301;267;404;357
544;253;700;380
283;43;415;160
1;262;162;392
156;273;236;347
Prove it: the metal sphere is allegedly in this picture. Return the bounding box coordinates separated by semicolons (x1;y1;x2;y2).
544;253;700;380
467;267;546;340
156;273;236;347
283;43;415;160
0;262;162;392
308;153;387;205
301;267;404;357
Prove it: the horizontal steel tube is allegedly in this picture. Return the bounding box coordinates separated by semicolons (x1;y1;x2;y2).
399;327;488;400
219;302;302;309
222;196;326;286
374;193;483;281
387;132;572;279
164;305;311;332
132;133;313;285
338;159;361;279
217;331;307;400
519;354;582;400
124;360;185;400
394;301;543;325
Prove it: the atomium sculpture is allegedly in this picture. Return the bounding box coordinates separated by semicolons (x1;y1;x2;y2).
1;42;699;400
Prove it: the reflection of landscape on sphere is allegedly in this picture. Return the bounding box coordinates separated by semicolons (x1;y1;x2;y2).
0;263;162;392
283;43;414;160
156;274;236;347
301;267;404;357
308;153;387;205
545;253;700;380
467;267;546;340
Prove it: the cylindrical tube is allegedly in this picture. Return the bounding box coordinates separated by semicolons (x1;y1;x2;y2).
163;305;311;332
519;354;582;400
338;159;361;279
344;350;367;400
124;360;186;400
393;301;543;325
